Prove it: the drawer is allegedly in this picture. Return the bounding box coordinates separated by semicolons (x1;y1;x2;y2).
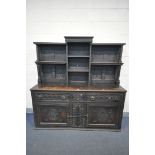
69;92;86;102
85;92;123;103
33;91;86;102
33;92;71;102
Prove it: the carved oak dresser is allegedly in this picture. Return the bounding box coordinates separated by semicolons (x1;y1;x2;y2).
30;36;126;130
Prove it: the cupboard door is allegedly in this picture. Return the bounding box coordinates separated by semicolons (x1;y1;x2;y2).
68;102;87;128
87;102;120;129
37;103;70;127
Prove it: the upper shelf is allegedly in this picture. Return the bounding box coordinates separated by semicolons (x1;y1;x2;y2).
91;62;123;65
33;42;66;45
35;61;66;64
68;55;89;58
92;43;126;46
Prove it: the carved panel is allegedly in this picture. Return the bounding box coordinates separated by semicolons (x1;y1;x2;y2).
37;103;70;127
40;106;67;123
70;102;87;128
88;106;116;124
88;105;118;127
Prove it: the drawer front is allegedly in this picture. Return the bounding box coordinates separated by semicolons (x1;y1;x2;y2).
33;91;86;102
33;92;71;102
85;92;124;103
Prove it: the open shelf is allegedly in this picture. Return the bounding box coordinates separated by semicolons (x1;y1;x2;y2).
68;43;90;56
68;57;89;72
68;67;89;72
91;62;123;65
38;44;66;62
90;65;118;87
41;64;66;86
36;61;66;64
68;55;89;58
68;72;88;86
91;45;122;63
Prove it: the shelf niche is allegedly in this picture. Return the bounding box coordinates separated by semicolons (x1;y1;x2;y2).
91;45;122;63
38;44;66;62
68;72;88;86
41;64;66;86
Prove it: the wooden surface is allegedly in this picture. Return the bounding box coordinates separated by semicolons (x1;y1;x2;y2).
30;84;126;92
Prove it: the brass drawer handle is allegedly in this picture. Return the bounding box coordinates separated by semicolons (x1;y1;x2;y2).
90;96;95;101
61;95;66;100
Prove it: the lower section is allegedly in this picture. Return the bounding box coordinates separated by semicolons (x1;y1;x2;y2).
31;89;126;130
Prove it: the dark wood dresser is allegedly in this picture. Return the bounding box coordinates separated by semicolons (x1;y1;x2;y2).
30;36;127;130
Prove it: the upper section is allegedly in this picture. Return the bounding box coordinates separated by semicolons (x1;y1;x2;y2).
64;36;94;43
33;36;126;88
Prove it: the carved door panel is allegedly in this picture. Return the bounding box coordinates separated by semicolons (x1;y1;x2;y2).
38;103;70;127
68;102;87;128
87;102;119;128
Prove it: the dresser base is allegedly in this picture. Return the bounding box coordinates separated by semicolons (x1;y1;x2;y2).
31;85;126;130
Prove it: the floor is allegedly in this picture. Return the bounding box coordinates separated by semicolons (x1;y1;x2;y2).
26;113;129;155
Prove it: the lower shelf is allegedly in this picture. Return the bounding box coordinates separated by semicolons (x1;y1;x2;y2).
68;80;88;86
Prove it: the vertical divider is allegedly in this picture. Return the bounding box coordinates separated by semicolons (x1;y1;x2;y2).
66;43;68;85
36;45;42;85
88;43;92;86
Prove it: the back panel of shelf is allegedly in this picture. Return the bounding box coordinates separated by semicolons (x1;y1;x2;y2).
68;57;89;72
91;45;122;63
68;72;88;86
41;64;66;86
67;43;90;86
37;44;66;62
90;65;120;87
68;43;90;56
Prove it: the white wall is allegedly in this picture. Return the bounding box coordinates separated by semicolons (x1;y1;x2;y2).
26;0;129;112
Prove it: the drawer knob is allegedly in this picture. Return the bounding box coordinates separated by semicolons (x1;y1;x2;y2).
90;96;95;101
61;95;66;100
76;98;80;101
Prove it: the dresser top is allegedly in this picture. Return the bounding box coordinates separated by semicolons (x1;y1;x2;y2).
30;85;126;93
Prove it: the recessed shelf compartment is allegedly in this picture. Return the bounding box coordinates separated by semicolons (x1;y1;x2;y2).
91;65;119;87
92;45;122;63
68;57;89;72
38;44;66;61
41;64;66;86
68;72;88;86
68;43;90;56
